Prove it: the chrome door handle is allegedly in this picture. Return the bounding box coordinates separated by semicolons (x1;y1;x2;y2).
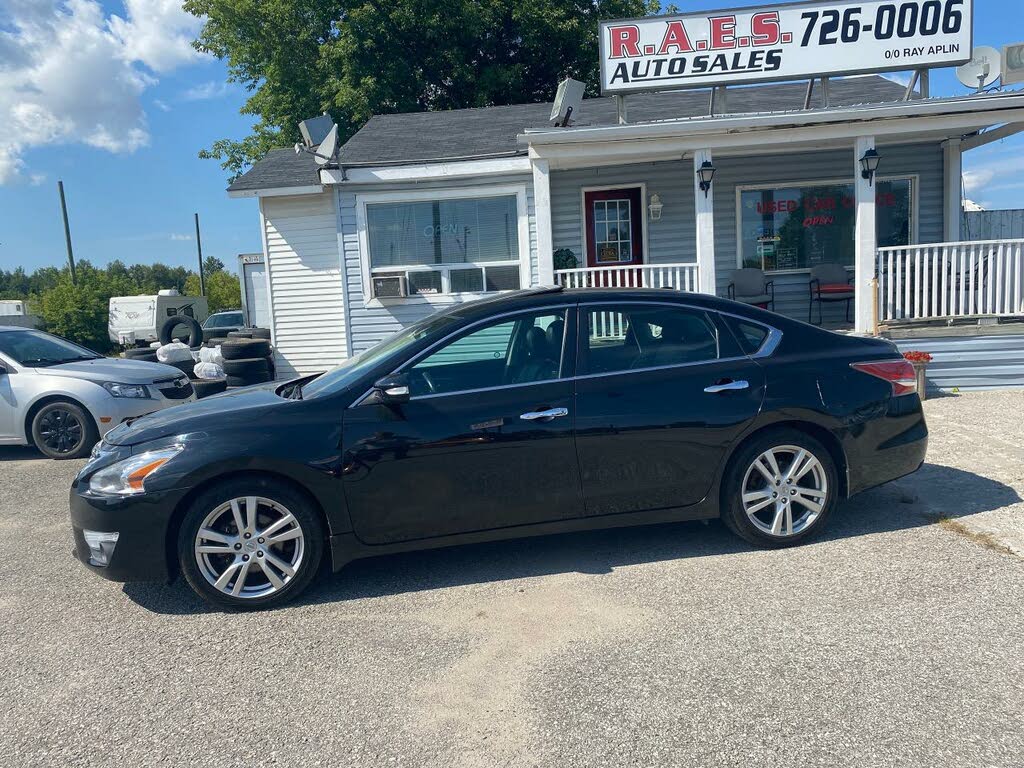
703;380;749;394
520;407;569;421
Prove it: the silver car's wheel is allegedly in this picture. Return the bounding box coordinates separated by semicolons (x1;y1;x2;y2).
194;496;306;600
741;444;829;538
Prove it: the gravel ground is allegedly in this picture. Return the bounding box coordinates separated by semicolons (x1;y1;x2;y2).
1;391;1022;767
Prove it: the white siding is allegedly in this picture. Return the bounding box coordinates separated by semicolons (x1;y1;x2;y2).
261;192;346;377
339;174;537;355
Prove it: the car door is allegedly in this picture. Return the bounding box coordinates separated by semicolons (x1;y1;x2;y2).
574;302;766;517
342;307;584;545
0;353;17;439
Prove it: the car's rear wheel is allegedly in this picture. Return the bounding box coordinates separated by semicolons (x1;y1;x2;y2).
721;429;837;548
31;401;97;460
178;478;324;610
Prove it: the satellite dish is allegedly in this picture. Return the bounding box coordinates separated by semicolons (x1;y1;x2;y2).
957;46;1002;90
298;114;335;147
315;124;338;166
550;78;585;127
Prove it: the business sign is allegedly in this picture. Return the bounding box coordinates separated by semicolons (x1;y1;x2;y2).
599;0;973;94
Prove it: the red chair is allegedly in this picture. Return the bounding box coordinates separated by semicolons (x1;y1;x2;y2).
808;263;854;325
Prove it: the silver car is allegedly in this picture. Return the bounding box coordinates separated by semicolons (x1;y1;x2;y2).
0;326;196;459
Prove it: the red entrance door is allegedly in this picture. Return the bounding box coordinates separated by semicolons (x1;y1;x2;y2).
584;187;644;287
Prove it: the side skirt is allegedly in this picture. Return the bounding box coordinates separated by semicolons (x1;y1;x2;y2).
328;500;720;572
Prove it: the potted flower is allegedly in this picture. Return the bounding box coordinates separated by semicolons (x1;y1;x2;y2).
903;350;933;399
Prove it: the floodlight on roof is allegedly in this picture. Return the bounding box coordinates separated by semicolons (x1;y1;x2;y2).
550;78;585;127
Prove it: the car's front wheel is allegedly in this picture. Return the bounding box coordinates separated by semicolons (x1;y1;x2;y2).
31;400;98;460
177;478;324;610
721;429;838;548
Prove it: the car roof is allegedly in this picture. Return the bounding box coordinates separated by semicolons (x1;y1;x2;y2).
446;287;764;321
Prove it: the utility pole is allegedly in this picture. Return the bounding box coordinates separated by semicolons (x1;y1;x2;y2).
58;181;77;285
194;212;206;296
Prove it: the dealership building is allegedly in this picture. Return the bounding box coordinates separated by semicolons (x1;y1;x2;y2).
228;1;1024;389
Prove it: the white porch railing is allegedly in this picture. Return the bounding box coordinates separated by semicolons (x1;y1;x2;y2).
877;239;1024;323
553;262;699;292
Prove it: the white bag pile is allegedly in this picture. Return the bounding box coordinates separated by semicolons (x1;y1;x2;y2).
193;361;225;380
156;341;193;364
198;345;224;366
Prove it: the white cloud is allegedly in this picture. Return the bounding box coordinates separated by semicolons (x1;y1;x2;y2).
881;72;912;87
0;0;206;184
181;80;229;101
153;98;171;112
169;232;192;241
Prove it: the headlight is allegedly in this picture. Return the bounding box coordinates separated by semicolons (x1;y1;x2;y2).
103;381;150;399
88;446;183;496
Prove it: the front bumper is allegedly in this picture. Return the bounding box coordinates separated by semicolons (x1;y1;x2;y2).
95;394;196;438
69;481;187;582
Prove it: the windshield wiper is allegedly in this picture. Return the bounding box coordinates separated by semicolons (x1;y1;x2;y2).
46;355;102;366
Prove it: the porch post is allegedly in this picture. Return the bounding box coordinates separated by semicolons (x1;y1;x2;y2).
693;149;717;295
854;136;877;334
943;137;962;241
531;157;555;285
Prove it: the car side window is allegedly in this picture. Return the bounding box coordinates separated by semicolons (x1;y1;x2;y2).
408;311;567;396
729;319;770;355
582;304;719;375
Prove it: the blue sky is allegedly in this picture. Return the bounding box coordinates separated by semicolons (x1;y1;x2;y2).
0;0;1020;274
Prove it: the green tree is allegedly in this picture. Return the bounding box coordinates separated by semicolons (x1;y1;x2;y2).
184;0;660;180
186;270;241;313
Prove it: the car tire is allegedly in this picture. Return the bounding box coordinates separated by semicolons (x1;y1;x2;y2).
177;477;324;610
250;327;272;340
203;327;238;343
226;371;273;387
159;315;203;347
221;338;271;360
30;400;98;460
720;429;838;548
167;358;196;377
227;329;254;340
222;357;269;376
125;350;158;363
205;337;228;348
192;377;228;398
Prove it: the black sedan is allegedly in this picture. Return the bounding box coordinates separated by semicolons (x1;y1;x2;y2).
70;287;927;609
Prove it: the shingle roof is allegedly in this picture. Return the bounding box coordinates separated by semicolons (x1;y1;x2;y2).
227;76;909;192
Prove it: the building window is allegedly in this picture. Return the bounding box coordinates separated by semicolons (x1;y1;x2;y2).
738;178;913;272
365;193;521;297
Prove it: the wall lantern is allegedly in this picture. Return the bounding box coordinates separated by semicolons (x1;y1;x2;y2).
648;193;664;221
696;161;716;197
859;148;881;186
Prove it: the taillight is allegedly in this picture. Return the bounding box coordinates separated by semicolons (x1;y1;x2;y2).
850;360;918;396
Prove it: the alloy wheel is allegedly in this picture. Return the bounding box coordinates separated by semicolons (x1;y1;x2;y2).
194;496;305;599
38;408;84;455
741;445;829;538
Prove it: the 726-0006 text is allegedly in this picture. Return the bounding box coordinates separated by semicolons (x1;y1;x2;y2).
801;0;964;47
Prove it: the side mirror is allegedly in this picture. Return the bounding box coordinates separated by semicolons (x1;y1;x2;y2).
373;373;410;404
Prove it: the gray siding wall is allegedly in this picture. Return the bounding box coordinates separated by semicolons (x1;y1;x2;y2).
894;334;1024;392
338;174;536;355
550;162;695;267
963;209;1024;240
548;143;944;325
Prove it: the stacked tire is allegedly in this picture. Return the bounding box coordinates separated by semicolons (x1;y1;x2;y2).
221;330;274;388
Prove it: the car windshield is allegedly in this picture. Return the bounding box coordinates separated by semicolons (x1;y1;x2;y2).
204;312;243;328
300;312;462;399
0;329;101;367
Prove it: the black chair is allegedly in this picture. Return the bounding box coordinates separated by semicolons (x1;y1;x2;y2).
727;268;775;310
808;263;854;325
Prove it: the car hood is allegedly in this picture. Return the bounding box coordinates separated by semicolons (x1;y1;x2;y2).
41;357;185;384
103;381;283;447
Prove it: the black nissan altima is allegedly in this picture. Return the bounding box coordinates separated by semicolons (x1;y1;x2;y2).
70;287;927;609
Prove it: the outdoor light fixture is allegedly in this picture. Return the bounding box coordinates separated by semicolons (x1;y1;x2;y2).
696;160;716;197
648;193;664;221
860;148;881;186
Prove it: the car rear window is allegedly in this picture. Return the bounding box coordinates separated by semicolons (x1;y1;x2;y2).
728;319;771;355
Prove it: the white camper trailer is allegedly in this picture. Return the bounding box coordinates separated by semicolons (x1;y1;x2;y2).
108;290;209;345
0;300;42;328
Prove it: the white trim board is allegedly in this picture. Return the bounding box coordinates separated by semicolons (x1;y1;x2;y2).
229;184;324;199
322;156;531;185
354;183;532;308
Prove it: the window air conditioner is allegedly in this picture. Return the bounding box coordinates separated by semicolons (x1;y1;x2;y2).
372;275;408;298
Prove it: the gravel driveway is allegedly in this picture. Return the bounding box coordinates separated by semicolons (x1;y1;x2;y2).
1;392;1022;767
